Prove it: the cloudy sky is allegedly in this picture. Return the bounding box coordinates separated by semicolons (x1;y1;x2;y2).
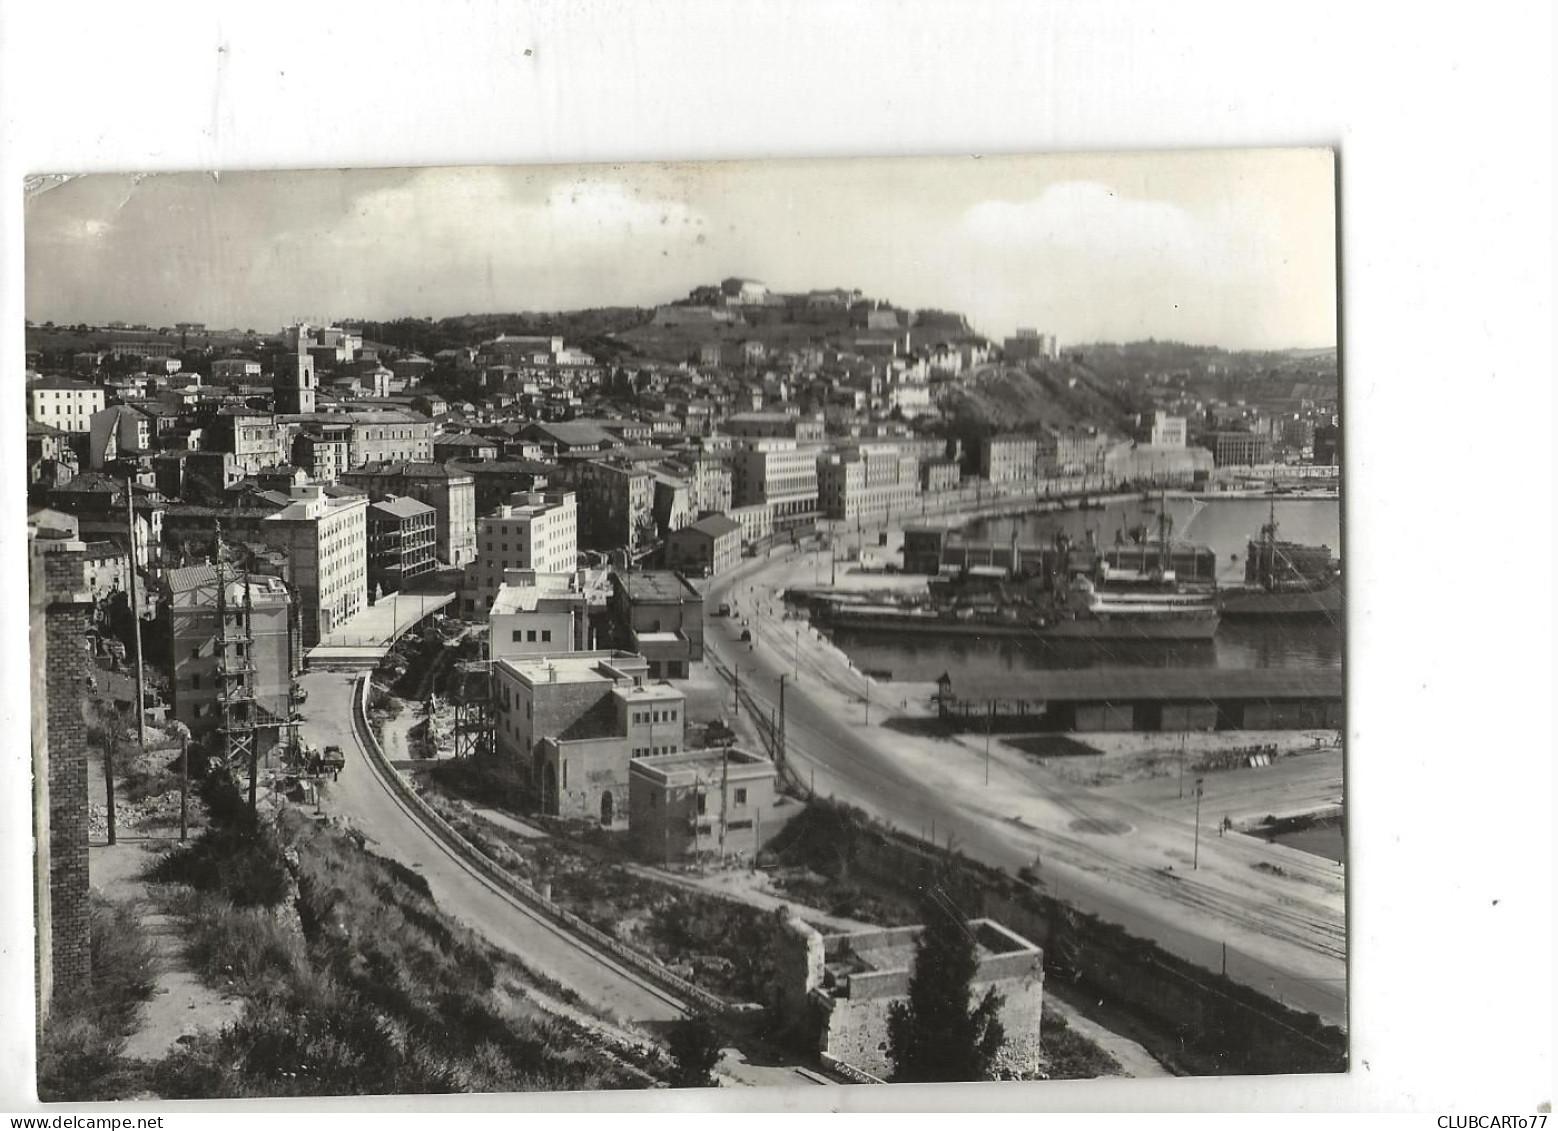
25;150;1336;349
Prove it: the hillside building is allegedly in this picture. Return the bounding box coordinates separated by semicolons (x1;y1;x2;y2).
492;650;685;823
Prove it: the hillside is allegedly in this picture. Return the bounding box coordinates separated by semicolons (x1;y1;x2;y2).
938;359;1144;438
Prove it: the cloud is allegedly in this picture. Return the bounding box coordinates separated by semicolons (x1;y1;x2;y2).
961;181;1236;277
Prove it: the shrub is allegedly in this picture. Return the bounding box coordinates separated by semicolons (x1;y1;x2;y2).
666;1017;723;1088
36;897;158;1102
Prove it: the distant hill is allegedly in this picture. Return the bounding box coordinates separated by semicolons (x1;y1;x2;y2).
932;358;1151;467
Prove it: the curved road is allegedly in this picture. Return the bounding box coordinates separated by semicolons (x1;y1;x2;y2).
295;669;685;1025
703;544;1347;1026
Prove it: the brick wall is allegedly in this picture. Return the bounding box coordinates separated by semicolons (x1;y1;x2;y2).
39;551;97;1008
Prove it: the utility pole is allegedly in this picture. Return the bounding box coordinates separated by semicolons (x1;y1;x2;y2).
103;712;118;846
985;699;993;785
793;625;799;681
124;476;147;747
718;745;729;862
1193;777;1205;870
863;677;870;725
733;662;740;717
778;674;787;771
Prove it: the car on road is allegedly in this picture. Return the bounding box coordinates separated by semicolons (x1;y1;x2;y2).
739;628;752;642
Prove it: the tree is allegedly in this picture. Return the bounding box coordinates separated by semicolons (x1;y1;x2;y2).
886;888;1007;1082
665;1016;722;1088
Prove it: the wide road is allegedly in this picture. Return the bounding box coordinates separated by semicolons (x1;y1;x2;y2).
703;544;1348;1027
295;669;685;1026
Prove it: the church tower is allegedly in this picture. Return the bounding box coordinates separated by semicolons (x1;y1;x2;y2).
275;323;317;414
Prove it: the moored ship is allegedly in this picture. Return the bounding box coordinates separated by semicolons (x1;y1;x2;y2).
1219;502;1343;620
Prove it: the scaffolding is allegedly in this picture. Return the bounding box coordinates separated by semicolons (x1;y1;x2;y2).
212;524;300;810
451;658;494;759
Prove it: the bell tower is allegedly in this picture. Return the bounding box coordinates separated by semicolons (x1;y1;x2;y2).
276;323;316;414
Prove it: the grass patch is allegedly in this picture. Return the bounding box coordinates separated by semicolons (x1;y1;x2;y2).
1038;1006;1124;1080
36;897;158;1102
150;798;654;1098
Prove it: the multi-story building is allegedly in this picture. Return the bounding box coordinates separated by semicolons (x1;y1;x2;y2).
488;569;590;662
343;410;434;466
1003;328;1059;361
87;405;152;468
257;485;368;647
723;412;826;442
292;423;352;483
27;376;106;434
562;460;655;554
1150;412;1188;448
731;439;821;533
462;490;578;615
920;457;961;494
728;502;774;548
161;565;295;738
339;461;477;567
816;446;922;524
609;570;704;678
663;513;742;577
433;433;500;463
629;747;789;862
979;433;1040;483
1212;432;1274;468
491;650;685;823
367;495;438;595
205;407;289;476
1037;427;1111;478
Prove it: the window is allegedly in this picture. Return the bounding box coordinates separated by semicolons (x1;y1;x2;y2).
526;630;537;642
696;793;707;816
734;788;747;805
512;630;523;642
727;819;753;831
541;629;552;642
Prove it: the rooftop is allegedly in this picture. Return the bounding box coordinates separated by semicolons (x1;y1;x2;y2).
629;747;772;786
371;495;437;520
680;513;742;539
616;570;700;604
498;650;650;687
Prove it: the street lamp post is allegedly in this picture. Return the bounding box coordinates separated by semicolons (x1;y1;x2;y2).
1193;777;1205;870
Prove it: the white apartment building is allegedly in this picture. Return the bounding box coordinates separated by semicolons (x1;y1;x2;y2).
463;491;578;615
28;376;106;433
259;484;369;647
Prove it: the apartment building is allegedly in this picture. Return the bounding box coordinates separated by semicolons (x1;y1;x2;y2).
1213;432;1274;468
979;433;1040;483
723;412;826;442
28;376;106;434
462;490;578;615
815;446;922;524
258;485;369;647
161;566;295;738
339;460;477;568
730;439;821;533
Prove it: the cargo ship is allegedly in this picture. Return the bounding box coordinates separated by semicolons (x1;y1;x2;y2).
1218;503;1343;620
